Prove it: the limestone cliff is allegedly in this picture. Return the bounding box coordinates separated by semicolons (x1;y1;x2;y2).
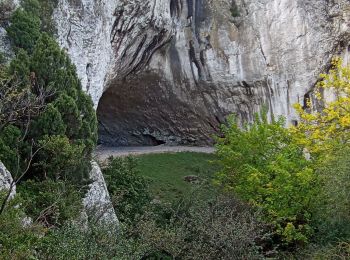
54;0;350;146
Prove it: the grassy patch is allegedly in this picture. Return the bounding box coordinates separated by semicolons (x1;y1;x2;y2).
136;152;219;202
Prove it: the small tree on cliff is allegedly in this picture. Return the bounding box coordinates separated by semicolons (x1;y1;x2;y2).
6;8;41;53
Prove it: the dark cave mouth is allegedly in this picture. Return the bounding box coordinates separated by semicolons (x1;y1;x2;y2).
96;88;170;147
96;118;168;147
97;121;167;146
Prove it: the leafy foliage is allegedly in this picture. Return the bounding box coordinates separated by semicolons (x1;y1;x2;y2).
38;221;119;260
230;2;240;17
118;195;266;259
0;3;97;254
19;179;84;227
0;192;43;259
0;52;5;64
215;112;317;244
310;143;350;243
37;136;89;182
6;8;41;53
103;156;151;222
292;58;350;154
21;0;59;34
292;59;350;245
1;2;97;184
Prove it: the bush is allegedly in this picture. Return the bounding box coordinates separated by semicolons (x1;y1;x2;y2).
8;48;31;85
312;145;350;243
0;192;43;259
0;52;5;64
36;135;90;183
6;8;41;53
29;33;98;154
38;221;119;260
21;0;59;34
215;112;317;245
308;242;350;260
103;156;151;222
292;59;350;246
1;4;97;184
230;1;240;17
120;195;267;259
19;179;84;227
0;125;23;174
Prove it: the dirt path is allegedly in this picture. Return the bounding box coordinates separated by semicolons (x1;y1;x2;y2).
94;145;216;161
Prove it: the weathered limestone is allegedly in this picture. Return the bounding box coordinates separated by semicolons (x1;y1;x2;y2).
0;161;16;200
54;0;350;146
82;161;118;225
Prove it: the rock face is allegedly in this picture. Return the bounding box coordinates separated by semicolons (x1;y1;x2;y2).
54;0;350;146
82;161;118;225
0;0;18;63
0;161;16;200
54;0;117;107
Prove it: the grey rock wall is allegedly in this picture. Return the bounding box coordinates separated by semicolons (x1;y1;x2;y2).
54;0;350;146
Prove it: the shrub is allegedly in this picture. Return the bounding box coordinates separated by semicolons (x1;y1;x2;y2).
2;6;97;184
19;179;84;227
303;241;350;260
38;221;119;259
230;1;240;17
312;145;350;243
122;195;267;259
291;58;350;245
103;156;151;222
0;52;5;64
292;58;350;154
36;135;90;183
215;111;317;244
21;0;59;34
30;104;66;137
29;33;98;154
0;192;43;259
0;125;23;174
6;8;41;53
8;48;31;85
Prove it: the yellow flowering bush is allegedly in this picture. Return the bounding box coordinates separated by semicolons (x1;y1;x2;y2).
292;58;350;154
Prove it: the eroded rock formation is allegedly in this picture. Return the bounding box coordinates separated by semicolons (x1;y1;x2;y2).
54;0;350;146
0;161;16;200
82;161;118;225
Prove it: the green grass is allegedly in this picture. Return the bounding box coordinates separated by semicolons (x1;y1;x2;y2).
135;152;219;202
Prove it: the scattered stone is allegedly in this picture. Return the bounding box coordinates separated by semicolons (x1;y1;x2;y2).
184;175;201;184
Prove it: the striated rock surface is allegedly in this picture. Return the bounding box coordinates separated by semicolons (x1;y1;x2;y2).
54;0;117;107
55;0;350;146
82;161;118;225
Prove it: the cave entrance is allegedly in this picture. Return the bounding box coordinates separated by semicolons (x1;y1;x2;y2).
96;75;170;147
